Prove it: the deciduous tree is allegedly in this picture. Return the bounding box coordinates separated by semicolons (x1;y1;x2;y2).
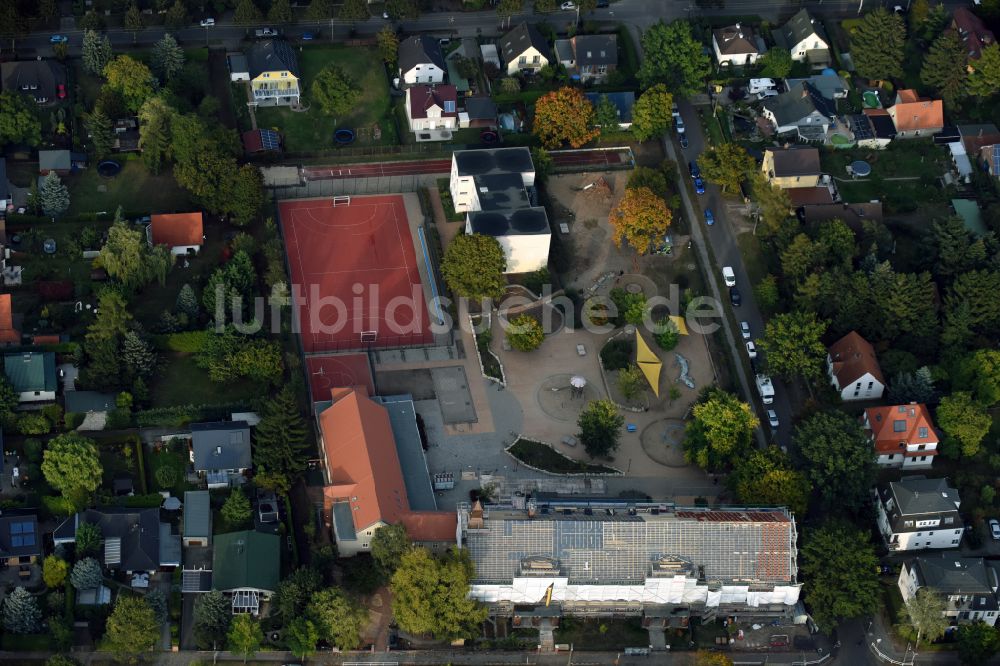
268;0;294;23
0;91;40;147
937;391;991;457
104;56;156;112
441;233;507;301
234;0;263;25
751;173;792;237
308;588;367;650
42;433;102;508
968;43;1000;97
921;31;969;107
193;590;231;649
272;567;322;622
757;47;793;79
958;621;1000;665
101;220;170;290
698;143;755;193
337;0;368;21
252;387;308;494
285;617;319;660
626;166;667;197
165;0;188;28
505;314;544;352
630;84;673;141
851;8;906;81
387;0;420;18
577;399;624;458
617;364;646;401
228;613;263;663
82;30;113;77
800;522;880;630
377;26;400;64
138;96;172;174
683;388;757;471
105;595;159;662
43;555;68;588
758;311;828;383
795;411;876;513
592;94;620;132
75;522;101;558
609;186;671;255
230;164;265;226
371;524;410;577
391;547;488;640
638;20;711;96
533;86;599;149
729;447;809;516
900;588;948;647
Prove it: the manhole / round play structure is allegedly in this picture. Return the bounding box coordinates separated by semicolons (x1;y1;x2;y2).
480;130;499;143
334;128;355;145
851;160;872;178
43;239;57;254
97;160;121;177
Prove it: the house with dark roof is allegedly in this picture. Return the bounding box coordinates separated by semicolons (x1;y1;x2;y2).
399;35;446;86
1;59;66;106
958;123;1000;155
0;294;20;345
190;421;252;488
0;513;40;566
242;128;282;155
318;386;457;557
53;508;181;575
585;92;635;130
761;147;822;189
712;23;760;66
888;90;944;139
826;331;885;402
951;7;995;60
183;491;212;547
853;109;897;149
800;201;883;231
404;85;458;140
554;34;617;83
761;82;837;141
212;531;280;614
38;150;80;176
64;390;117;415
864;403;938;469
500;23;552;75
147;212;203;256
876;477;962;551
774;9;830;66
3;352;56;403
898;554;1000;627
450;148;549;273
460;96;498;129
226;52;249;82
246;40;300;106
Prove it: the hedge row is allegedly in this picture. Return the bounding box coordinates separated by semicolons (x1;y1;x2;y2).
120;493;164;508
134;401;252;428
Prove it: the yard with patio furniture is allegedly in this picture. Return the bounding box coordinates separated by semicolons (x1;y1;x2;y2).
253;45;397;153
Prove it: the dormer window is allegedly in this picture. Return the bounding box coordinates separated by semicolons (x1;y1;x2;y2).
918;427;928;438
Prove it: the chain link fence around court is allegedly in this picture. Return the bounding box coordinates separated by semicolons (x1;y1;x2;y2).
267;173;444;199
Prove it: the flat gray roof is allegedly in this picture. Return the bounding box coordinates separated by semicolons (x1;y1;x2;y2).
183;491;211;538
377;395;436;512
332;502;356;541
469;207;550;236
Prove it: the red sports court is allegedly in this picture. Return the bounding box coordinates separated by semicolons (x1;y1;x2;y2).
306;354;374;402
279;195;435;352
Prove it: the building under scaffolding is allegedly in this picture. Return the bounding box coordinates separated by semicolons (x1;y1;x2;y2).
459;499;800;624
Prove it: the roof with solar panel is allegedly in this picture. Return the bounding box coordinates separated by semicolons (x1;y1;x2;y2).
0;514;40;558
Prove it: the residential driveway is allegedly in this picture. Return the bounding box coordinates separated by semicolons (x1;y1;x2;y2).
672;100;792;449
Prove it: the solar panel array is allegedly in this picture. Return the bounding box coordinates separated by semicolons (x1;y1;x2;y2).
993;144;1000;170
850;115;873;141
259;129;280;151
10;521;34;548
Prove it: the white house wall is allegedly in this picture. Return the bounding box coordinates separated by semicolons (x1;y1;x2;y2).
501;235;550;274
402;64;444;86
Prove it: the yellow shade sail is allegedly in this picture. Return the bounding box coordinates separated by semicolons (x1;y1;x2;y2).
635;329;662;397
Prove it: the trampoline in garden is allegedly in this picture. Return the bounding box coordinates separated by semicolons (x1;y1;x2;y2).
43;239;57;254
480;130;499;144
334;129;355;145
97;161;121;177
863;91;881;108
830;133;853;148
850;160;872;178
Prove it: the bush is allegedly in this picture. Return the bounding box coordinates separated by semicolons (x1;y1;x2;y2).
121;493;165;508
154;330;211;353
134;402;251;427
17;413;51;435
40;495;75;518
23;439;44;464
654;319;680;351
523;267;552;295
63;412;85;430
154;464;178;490
506;315;545;352
600;339;633;371
41;404;64;427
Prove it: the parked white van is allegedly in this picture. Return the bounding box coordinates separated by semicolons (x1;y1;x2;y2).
722;266;736;287
748;78;776;95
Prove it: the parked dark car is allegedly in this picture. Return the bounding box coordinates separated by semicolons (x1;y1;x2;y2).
729;286;742;307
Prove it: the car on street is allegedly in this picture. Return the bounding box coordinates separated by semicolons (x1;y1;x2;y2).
694;177;705;194
767;409;779;429
301;32;314;40
49;35;68;44
675;115;685;134
200;18;215;27
740;321;751;340
746;341;757;359
57;84;66;99
991;519;1000;540
678;133;688;149
688;161;700;179
255;27;278;38
729;286;742;307
704;208;714;226
561;1;577;8
722;266;736;287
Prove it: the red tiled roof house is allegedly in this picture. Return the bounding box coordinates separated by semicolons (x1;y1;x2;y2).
318;386;456;557
404;84;458;135
888;90;944;139
826;331;885;401
951;7;995;61
147;212;204;256
0;294;20;346
863;403;938;469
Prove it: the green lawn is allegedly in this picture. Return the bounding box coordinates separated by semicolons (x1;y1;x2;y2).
255;45;397;152
819;141;951;209
149;353;265;408
66;160;194;216
507;438;619;474
553;618;649;650
148;448;190;496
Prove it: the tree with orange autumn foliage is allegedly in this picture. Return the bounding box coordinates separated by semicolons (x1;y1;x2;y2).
532;86;599;149
608;186;671;255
